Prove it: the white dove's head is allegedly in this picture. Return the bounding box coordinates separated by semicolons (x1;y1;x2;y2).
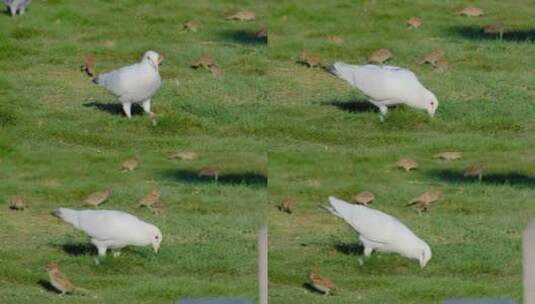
418;241;432;268
142;51;164;68
423;90;439;118
146;224;162;254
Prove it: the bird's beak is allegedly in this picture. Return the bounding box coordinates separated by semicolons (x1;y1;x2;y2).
153;244;159;254
157;54;164;65
427;109;435;118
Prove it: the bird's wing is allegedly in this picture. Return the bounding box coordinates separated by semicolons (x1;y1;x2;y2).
75;210;148;243
328;196;416;244
330;63;425;102
95;63;145;97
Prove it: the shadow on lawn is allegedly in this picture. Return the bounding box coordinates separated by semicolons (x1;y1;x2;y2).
321;99;377;113
60;243;97;256
161;169;267;187
302;282;328;294
450;26;535;42
38;280;60;294
221;29;267;45
334;242;364;256
83;101;145;117
430;169;535;187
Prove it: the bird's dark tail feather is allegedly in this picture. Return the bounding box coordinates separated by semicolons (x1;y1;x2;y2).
51;208;62;218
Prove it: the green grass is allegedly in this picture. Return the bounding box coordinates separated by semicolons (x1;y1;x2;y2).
266;0;534;303
0;1;268;302
0;0;534;303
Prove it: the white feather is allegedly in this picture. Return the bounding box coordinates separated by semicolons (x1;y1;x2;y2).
329;63;438;117
53;208;161;256
327;196;432;267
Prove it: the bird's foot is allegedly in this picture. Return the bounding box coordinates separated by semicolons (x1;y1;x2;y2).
358;258;364;266
112;251;121;258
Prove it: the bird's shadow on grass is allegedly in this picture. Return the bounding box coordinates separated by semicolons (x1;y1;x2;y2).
450;26;535;42
334;242;365;256
59;243;97;256
160;169;267;187
221;29;267;45
83;101;144;117
321;99;378;113
38;280;60;294
429;169;535;187
302;283;326;294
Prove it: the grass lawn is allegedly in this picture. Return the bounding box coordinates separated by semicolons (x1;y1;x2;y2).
266;0;534;303
0;0;268;303
0;0;534;303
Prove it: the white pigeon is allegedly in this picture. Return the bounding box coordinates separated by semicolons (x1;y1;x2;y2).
324;196;432;268
3;0;31;16
52;208;162;256
328;63;438;121
88;51;163;119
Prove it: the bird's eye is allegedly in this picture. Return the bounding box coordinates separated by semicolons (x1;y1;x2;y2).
430;101;434;106
155;236;159;239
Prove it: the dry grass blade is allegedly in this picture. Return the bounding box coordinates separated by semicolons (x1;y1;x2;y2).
433;151;462;161
168;151;199;160
225;10;256;21
456;7;484;17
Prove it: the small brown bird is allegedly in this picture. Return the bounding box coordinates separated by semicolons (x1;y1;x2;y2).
420;49;444;66
46;262;88;295
407;17;422;29
182;20;199;32
297;51;321;68
191;53;222;76
368;48;392;64
433;151;462;161
407;191;442;213
278;197;295;214
483;23;506;39
198;166;220;182
305;179;321;188
326;35;343;44
456;6;484;17
309;271;335;295
256;26;268;40
352;191;375;206
168;151;199;160
84;189;112;207
224;10;256;21
137;190;160;208
8;195;26;210
396;159;418;172
464;164;484;182
121;158;139;172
